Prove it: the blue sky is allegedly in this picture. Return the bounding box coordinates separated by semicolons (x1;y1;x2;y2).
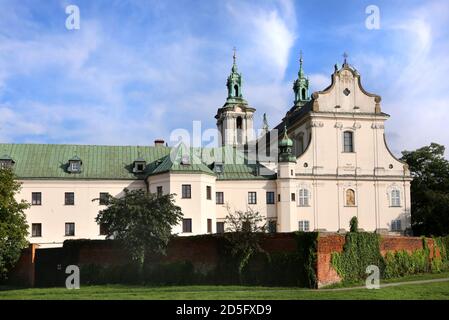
0;0;448;156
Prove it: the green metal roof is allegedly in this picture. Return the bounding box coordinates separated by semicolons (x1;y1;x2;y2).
0;143;171;180
0;143;276;181
150;143;215;176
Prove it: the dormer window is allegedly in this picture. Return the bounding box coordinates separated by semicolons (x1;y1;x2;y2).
214;163;223;173
133;157;146;173
67;156;82;173
181;154;190;165
0;154;15;169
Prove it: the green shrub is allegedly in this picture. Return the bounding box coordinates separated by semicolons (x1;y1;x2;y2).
349;216;358;233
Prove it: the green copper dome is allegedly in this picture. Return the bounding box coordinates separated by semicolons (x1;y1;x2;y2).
279;125;296;163
279;125;293;147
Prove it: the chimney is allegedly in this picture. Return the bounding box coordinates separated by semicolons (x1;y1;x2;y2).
154;139;165;147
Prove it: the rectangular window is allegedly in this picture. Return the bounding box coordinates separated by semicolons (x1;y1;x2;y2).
157;186;163;196
65;192;75;205
99;192;109;205
182;218;192;233
216;192;224;204
391;219;402;231
99;223;108;236
299;220;310;232
32;192;42;206
266;191;275;204
343;131;354;152
291;193;296;202
391;190;401;207
248;192;257;204
207;219;212;233
65;223;75;236
268;220;277;233
182;185;191;199
71;161;80;172
31;223;42;237
216;222;225;234
206;186;212;200
278;194;281;202
299;189;309;206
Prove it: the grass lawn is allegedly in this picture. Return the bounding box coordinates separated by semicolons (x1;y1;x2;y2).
1;272;449;300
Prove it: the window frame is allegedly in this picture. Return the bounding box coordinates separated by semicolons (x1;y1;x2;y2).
65;222;75;237
216;192;224;205
64;192;75;206
182;184;192;199
182;218;192;233
266;191;275;204
343;130;354;153
99;192;109;205
391;219;402;231
391;189;401;207
248;192;257;205
69;160;81;173
298;220;310;232
32;192;42;206
156;186;163;196
206;186;212;200
298;189;309;207
216;222;225;234
31;223;42;237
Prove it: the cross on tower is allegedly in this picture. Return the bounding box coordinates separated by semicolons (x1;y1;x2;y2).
343;52;348;64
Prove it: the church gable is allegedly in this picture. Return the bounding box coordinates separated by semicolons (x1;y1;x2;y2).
311;61;382;114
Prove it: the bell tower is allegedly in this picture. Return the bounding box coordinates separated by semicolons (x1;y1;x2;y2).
293;51;310;107
216;49;256;146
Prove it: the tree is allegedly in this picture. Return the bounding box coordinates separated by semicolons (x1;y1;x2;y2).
95;189;183;269
0;168;29;280
224;206;267;277
400;143;449;236
349;216;358;233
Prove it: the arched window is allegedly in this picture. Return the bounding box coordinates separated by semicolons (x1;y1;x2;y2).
236;116;242;129
236;116;243;143
301;88;306;100
346;189;356;206
298;188;309;206
234;85;239;97
343;131;354;152
391;189;401;207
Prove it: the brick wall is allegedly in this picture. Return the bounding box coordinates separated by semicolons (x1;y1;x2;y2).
6;244;38;287
8;233;442;288
316;234;345;288
315;234;441;288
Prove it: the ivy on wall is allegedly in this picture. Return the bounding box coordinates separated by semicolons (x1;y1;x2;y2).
331;232;384;283
331;234;449;283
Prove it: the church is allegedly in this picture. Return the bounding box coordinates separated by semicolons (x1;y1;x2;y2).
0;53;412;247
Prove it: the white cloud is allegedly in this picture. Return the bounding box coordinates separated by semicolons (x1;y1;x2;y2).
226;0;297;82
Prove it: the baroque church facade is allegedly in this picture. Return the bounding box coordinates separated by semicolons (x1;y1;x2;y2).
0;53;412;247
